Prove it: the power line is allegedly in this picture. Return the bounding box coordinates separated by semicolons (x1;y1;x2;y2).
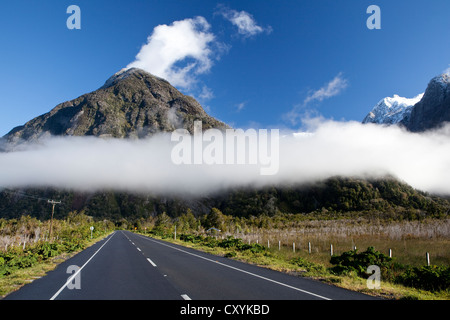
0;188;58;203
0;188;64;227
0;188;64;241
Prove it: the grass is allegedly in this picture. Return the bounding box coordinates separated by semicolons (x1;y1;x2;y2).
0;253;70;297
238;218;450;268
252;235;450;268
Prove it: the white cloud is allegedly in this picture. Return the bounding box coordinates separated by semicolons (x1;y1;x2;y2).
198;85;214;101
127;16;216;89
283;73;349;126
217;6;271;37
236;102;246;112
2;120;450;196
303;73;349;105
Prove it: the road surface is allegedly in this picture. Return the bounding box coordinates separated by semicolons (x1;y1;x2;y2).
4;230;378;301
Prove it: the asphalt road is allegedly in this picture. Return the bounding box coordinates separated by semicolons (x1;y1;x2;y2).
3;230;379;300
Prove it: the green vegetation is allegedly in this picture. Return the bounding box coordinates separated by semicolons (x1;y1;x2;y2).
395;265;450;292
1;177;449;222
0;212;114;297
0;241;81;277
329;246;450;292
0;197;449;299
330;247;394;278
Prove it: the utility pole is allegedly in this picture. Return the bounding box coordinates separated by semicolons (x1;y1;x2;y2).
48;200;61;242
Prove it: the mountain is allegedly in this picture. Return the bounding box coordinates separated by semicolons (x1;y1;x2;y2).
403;74;450;132
0;68;230;220
0;68;449;222
3;68;228;145
362;73;450;132
362;93;424;125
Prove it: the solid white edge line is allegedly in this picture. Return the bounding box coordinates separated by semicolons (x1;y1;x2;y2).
181;294;191;300
146;258;157;267
49;231;117;300
135;233;331;301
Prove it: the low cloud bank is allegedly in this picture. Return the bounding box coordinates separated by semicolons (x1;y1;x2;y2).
1;120;450;196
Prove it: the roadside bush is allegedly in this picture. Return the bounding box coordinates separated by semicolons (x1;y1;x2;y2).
216;237;266;254
204;237;220;248
0;250;40;276
34;243;62;259
291;257;327;274
224;251;237;258
179;234;199;243
330;246;393;278
246;243;266;254
218;237;243;249
395;265;450;292
149;227;171;239
63;240;86;253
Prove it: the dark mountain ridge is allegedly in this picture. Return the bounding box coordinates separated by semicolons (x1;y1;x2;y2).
3;68;228;145
361;73;450;132
402;74;450;132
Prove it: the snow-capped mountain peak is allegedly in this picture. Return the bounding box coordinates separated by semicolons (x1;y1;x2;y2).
431;73;450;87
362;93;424;125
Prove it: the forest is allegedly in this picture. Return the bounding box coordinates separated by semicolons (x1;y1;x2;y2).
0;176;448;222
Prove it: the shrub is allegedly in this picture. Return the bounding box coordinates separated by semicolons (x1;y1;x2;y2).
180;234;206;244
34;243;62;259
63;240;86;253
395;265;450;292
224;251;237;258
291;257;326;274
204;237;220;248
330;246;393;278
247;243;266;254
218;237;244;249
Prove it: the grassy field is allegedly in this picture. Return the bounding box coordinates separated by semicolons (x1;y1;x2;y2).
236;218;450;268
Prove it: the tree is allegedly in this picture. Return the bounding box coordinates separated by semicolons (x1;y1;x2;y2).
178;209;198;232
155;212;172;229
203;208;225;232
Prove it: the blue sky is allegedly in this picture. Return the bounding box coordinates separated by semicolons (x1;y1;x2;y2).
0;0;449;136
